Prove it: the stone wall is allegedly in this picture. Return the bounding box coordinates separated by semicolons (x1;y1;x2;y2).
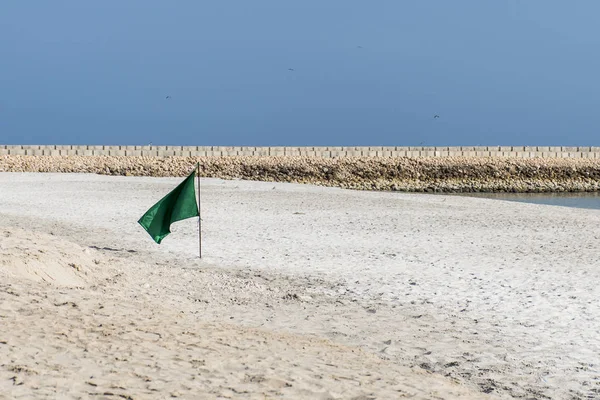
1;145;600;158
2;154;600;192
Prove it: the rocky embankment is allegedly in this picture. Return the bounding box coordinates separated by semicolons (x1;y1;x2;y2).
2;155;600;192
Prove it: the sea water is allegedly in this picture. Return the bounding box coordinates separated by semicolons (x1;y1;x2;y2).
457;192;600;210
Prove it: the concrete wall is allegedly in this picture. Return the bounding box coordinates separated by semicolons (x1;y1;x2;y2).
1;145;600;158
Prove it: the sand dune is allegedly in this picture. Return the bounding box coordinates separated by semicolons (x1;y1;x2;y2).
0;228;116;286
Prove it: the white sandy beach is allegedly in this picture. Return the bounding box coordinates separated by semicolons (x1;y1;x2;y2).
1;172;599;399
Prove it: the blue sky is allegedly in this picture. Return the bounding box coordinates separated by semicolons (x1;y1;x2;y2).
1;1;599;146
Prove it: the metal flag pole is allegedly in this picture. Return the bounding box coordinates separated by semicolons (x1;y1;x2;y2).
197;162;202;258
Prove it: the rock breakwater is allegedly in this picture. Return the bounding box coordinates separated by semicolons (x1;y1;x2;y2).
2;155;600;192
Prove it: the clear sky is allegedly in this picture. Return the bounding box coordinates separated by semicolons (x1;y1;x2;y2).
1;1;599;146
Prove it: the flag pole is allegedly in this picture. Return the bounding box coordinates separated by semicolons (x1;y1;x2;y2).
197;162;202;258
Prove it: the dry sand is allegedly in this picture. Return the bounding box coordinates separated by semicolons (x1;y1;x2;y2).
1;172;599;399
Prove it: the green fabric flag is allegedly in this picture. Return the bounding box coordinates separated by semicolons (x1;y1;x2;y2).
138;168;199;244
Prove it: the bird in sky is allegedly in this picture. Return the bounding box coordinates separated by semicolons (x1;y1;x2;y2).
165;96;172;99
288;68;295;71
433;115;440;119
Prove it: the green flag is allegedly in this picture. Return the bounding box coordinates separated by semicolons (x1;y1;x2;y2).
138;168;199;244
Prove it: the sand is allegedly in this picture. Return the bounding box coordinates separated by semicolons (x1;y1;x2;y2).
1;172;599;399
